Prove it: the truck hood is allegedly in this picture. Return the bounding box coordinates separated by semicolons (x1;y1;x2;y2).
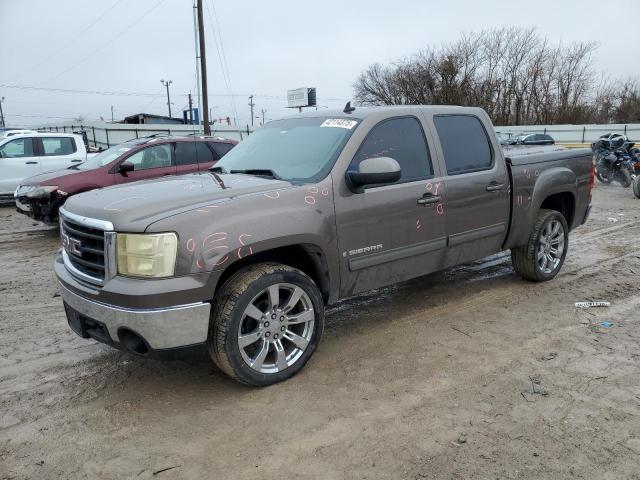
63;172;293;230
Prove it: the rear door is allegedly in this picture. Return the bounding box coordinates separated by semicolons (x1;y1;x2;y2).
114;143;176;184
0;137;38;193
430;114;510;267
37;136;84;172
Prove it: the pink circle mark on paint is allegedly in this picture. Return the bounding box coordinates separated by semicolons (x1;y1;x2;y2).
186;238;195;252
237;246;253;259
304;196;316;205
436;203;444;215
238;233;252;246
264;191;280;199
202;232;227;247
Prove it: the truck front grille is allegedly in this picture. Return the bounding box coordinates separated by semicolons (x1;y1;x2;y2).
60;211;111;285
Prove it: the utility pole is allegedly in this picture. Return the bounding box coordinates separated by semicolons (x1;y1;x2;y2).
160;79;173;117
260;108;266;125
197;0;210;135
188;93;193;124
248;95;255;127
0;97;5;128
191;0;201;129
110;105;114;122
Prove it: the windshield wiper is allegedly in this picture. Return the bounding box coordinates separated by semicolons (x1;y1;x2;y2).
210;165;228;173
230;168;281;179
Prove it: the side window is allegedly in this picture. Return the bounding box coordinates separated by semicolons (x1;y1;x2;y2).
174;142;199;166
210;142;234;159
350;117;432;182
0;138;35;158
433;115;493;175
125;144;172;171
41;137;76;156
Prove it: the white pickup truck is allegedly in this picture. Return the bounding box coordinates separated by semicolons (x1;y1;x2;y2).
0;132;95;202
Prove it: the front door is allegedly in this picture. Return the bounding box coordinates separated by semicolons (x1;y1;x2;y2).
0;137;38;194
430;113;510;267
334;115;448;297
114;143;176;184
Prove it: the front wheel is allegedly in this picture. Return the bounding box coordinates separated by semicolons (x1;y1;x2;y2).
632;175;640;199
208;263;324;386
511;209;569;282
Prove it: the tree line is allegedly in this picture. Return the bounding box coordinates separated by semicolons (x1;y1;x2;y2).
353;27;640;126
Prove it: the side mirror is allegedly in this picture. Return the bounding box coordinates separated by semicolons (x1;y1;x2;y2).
346;157;401;193
118;161;135;174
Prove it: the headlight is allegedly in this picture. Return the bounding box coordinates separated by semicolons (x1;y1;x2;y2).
24;186;58;198
116;233;177;278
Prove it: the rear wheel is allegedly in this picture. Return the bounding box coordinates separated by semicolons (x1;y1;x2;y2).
511;209;569;282
617;168;632;188
208;263;324;386
632;175;640;199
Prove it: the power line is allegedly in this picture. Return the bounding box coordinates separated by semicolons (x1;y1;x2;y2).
47;0;167;82
0;83;352;102
12;0;125;82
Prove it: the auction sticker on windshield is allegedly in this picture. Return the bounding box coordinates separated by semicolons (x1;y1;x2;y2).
321;119;358;129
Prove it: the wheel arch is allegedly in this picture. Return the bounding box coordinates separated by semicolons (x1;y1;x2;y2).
213;242;333;305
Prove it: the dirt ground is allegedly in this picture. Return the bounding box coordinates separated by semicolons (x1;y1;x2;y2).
1;184;640;480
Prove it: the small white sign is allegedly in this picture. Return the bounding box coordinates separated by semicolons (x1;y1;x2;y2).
575;301;610;308
321;119;357;129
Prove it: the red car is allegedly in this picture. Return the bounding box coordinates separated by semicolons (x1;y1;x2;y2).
14;134;236;223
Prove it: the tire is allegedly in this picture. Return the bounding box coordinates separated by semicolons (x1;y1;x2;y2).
633;175;640;199
511;209;569;282
595;170;611;184
208;262;324;386
617;168;632;188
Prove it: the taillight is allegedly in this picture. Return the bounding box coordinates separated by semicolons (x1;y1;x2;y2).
589;159;596;194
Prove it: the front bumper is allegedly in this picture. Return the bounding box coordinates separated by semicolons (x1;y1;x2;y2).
58;277;211;357
15;193;63;224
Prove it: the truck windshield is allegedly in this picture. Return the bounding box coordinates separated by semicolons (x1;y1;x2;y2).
77;144;134;170
213;116;360;182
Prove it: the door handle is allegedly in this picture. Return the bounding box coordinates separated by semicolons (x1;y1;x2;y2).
417;194;441;205
25;161;38;164
486;182;505;192
71;159;82;163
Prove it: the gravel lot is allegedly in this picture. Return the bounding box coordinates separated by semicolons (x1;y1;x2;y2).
1;184;640;480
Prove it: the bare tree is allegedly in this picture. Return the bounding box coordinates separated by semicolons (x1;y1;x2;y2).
353;27;634;125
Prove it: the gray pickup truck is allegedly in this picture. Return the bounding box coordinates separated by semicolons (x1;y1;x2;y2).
54;106;594;386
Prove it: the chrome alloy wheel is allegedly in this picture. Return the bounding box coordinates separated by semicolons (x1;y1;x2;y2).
237;283;315;374
536;219;565;274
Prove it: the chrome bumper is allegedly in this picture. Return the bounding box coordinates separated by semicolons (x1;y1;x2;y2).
58;281;211;350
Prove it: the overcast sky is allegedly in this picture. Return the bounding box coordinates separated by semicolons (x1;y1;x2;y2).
1;0;638;127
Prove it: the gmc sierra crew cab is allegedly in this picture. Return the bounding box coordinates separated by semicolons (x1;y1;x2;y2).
54;105;594;386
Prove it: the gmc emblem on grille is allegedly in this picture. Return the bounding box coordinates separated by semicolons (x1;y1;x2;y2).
61;232;82;256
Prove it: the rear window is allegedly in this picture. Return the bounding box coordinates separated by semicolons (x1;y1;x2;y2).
434;115;493;175
210;142;234;159
41;137;77;156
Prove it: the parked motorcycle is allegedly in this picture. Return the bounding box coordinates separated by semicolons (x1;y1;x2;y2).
592;135;634;187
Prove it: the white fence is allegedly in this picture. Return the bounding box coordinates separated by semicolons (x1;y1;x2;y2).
495;123;640;144
33;121;254;149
